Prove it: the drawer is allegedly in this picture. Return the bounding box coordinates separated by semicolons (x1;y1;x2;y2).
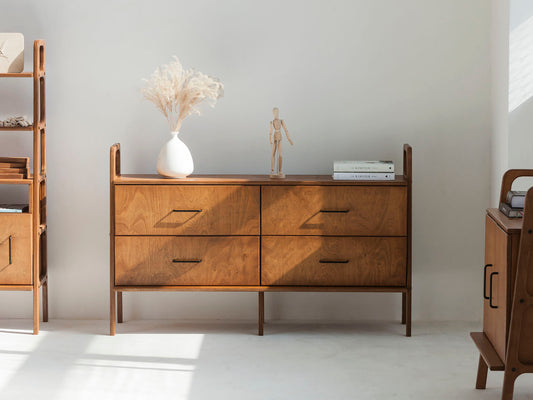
0;214;32;285
115;236;260;286
262;186;407;236
115;185;260;235
261;236;406;286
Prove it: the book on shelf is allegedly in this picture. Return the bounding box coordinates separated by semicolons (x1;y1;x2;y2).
499;202;523;218
0;204;29;213
332;172;395;181
333;160;394;173
506;190;526;209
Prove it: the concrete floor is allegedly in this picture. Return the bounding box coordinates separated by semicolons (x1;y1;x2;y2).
0;320;532;399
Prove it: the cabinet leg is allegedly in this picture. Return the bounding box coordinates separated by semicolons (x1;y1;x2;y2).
258;292;264;336
33;286;39;335
42;279;49;323
502;369;518;400
117;292;123;323
405;289;411;337
110;288;116;336
402;292;406;324
475;355;488;389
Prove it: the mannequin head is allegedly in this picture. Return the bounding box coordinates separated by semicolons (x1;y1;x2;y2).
273;107;279;119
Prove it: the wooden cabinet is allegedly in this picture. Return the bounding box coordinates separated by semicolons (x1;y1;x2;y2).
110;144;412;336
472;170;533;400
0;214;32;285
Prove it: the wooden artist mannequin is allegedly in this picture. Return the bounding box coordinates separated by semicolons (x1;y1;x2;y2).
269;107;293;178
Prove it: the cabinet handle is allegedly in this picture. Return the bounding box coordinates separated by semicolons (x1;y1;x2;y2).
172;259;202;264
1;235;12;265
319;209;349;213
489;272;499;309
172;209;202;213
319;259;349;264
483;264;492;300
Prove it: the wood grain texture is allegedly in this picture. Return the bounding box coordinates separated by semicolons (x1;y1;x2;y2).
115;236;260;286
115;174;408;186
470;332;505;371
261;236;406;286
262;186;407;236
483;215;509;361
115;185;260;236
487;208;523;234
0;214;32;285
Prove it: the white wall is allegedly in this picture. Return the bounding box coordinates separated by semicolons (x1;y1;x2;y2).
509;0;533;180
0;0;491;322
491;0;510;204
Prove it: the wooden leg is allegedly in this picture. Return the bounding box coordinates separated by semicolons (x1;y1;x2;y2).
117;292;123;323
110;288;116;336
405;289;411;337
258;292;264;336
33;286;39;335
402;292;406;324
502;369;518;400
42;279;48;323
475;355;488;389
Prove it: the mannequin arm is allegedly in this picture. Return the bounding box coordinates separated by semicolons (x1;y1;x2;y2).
269;121;273;145
281;120;293;145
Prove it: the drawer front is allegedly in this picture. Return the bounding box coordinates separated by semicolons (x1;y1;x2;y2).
483;215;509;361
115;185;260;235
262;186;407;236
0;214;32;285
262;236;406;286
115;236;260;286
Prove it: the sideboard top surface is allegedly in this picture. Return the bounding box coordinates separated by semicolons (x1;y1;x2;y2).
487;208;523;234
114;174;408;186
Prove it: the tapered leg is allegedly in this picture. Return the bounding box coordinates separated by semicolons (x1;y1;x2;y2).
42;280;49;323
402;292;406;324
475;355;488;389
258;292;264;336
405;289;411;337
33;287;39;335
110;288;116;336
117;292;123;323
502;370;518;400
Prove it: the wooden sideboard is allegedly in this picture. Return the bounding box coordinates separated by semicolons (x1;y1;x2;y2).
472;170;533;400
110;143;412;336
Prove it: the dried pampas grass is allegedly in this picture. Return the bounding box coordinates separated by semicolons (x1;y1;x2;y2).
141;57;224;132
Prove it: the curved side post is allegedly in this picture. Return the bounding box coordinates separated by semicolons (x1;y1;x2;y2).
403;144;412;336
110;143;120;335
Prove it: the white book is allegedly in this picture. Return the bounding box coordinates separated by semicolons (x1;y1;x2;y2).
333;172;395;180
0;204;28;213
334;160;394;173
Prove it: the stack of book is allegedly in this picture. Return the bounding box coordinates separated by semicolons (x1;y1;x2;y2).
0;157;29;179
0;204;29;213
499;190;527;218
333;160;395;180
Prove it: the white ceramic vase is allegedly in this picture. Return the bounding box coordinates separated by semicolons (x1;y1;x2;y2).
156;131;194;178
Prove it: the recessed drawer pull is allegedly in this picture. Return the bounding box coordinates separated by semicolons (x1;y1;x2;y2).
172;209;203;213
319;259;349;264
172;259;202;263
319;209;350;213
1;235;12;265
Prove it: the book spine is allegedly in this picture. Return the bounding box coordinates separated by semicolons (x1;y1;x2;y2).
499;202;523;218
506;191;526;208
334;162;394;173
333;172;395;180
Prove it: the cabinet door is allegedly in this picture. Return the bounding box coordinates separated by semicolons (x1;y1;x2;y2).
483;215;509;361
